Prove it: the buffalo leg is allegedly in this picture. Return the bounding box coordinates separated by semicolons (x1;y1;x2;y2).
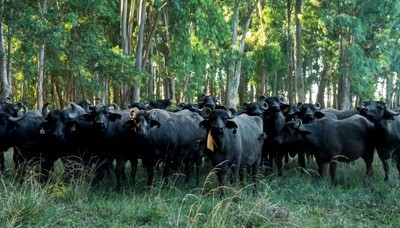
129;158;138;184
329;162;337;184
361;150;374;178
276;153;284;176
0;151;4;172
114;158;125;191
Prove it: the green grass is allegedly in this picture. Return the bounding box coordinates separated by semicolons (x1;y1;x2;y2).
0;149;399;227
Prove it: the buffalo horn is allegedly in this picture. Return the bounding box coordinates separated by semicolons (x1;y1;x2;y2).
228;108;236;119
314;102;321;110
8;103;28;122
202;107;212;118
261;101;269;110
42;102;50;119
112;103;120;110
384;104;400;116
279;95;287;105
297;102;303;109
294;119;302;129
68;102;84;119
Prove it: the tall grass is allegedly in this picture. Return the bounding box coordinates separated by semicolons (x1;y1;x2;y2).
0;149;399;227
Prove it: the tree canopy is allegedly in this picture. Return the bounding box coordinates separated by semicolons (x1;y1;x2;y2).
1;0;399;109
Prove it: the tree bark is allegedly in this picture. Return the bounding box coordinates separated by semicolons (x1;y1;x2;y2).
337;1;351;110
259;66;266;96
287;0;294;104
133;0;146;103
121;0;128;54
37;0;48;109
295;0;304;102
226;0;257;109
0;0;11;97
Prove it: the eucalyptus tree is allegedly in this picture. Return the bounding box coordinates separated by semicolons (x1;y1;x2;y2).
0;0;12;97
225;0;258;109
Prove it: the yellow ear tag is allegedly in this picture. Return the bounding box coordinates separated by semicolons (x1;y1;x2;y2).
207;132;216;152
40;127;45;135
71;124;76;132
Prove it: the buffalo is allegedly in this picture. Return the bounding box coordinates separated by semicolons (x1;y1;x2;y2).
123;108;205;186
359;101;400;180
200;108;264;193
280;114;376;183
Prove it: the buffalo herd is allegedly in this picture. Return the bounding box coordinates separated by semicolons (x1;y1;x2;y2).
0;94;399;193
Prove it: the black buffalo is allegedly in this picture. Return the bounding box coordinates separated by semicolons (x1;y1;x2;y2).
200;108;264;193
0;105;49;179
148;98;172;110
359;101;400;180
280;114;375;183
197;94;226;110
0;102;26;171
321;107;360;120
123;108;204;186
76;104;133;189
261;96;288;176
39;102;87;180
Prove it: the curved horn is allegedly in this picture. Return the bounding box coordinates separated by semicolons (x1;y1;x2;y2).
241;103;249;110
129;107;140;118
261;101;269;111
227;108;237;119
8;103;28;122
297;102;303;109
202;107;212;118
294;119;302;129
42;102;50;119
258;95;266;102
384;104;400;116
314;102;321;110
112;103;120;110
279;95;287;105
68;102;85;119
178;102;185;110
6;96;12;104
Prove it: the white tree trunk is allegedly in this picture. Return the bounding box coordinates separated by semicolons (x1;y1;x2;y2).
226;1;257;109
37;43;45;109
37;0;48;109
133;0;146;102
0;0;11;97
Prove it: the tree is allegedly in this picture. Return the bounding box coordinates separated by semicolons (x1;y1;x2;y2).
225;0;258;109
0;0;11;97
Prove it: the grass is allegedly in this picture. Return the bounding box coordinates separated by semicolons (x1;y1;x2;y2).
0;149;399;227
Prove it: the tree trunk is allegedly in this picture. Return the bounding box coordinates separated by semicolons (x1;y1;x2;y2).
37;0;48;109
295;0;304;102
0;0;11;97
226;1;257;109
259;66;266;96
6;7;12;95
336;1;351;110
287;0;294;104
37;43;45;109
121;0;128;54
133;0;146;103
317;60;328;108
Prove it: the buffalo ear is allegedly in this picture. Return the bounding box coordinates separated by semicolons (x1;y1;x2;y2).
298;129;311;136
150;120;161;128
80;113;95;122
226;120;238;130
383;113;395;121
122;120;135;129
315;111;325;119
109;113;122;122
